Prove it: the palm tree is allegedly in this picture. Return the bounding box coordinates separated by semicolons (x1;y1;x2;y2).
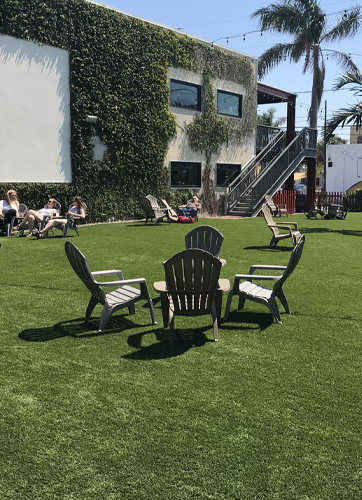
251;0;361;130
257;106;286;127
326;71;362;141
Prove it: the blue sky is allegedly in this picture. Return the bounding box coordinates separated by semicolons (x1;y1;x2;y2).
92;0;362;142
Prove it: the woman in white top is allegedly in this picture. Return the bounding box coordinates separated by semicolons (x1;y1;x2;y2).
17;198;59;237
0;189;20;233
36;196;86;238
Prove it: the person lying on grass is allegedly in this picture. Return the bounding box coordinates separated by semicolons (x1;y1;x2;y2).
36;196;86;239
17;198;59;237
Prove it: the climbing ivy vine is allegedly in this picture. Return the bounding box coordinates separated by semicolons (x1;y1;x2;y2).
0;0;256;220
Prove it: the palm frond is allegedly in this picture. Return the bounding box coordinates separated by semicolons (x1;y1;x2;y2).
325;102;362;141
251;2;308;35
332;71;362;94
327;51;359;74
258;43;296;78
322;6;361;42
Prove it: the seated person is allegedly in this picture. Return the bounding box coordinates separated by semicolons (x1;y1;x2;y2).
17;198;59;237
0;189;20;234
36;196;86;238
179;195;201;218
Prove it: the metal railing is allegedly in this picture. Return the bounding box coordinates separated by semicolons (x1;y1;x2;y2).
226;127;317;215
250;128;317;215
227;129;285;210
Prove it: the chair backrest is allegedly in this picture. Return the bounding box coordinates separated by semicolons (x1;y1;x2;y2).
161;199;178;221
65;241;106;304
139;196;153;214
163;249;222;315
146;194;160;209
262;204;279;237
146;195;165;218
265;195;277;211
43;202;61;215
185;225;224;258
18;203;27;216
273;235;305;294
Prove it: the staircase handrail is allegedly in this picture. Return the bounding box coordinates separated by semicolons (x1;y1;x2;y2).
227;129;285;210
249;127;317;216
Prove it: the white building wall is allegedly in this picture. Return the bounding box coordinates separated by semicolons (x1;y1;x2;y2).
326;144;362;192
0;35;71;183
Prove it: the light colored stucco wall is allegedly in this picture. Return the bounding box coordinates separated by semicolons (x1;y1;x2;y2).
0;35;71;183
166;67;256;189
326;144;362;192
350;126;362;144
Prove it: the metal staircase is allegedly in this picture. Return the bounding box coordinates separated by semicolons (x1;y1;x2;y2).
227;127;317;217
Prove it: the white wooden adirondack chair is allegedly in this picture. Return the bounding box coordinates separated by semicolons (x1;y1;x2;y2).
262;204;301;248
65;241;157;332
224;235;305;324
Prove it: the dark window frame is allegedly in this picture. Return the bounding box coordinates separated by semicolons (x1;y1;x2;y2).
217;89;243;118
170;79;201;112
216;163;242;187
170;161;202;188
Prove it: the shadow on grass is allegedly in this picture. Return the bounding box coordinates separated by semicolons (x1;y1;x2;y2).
244;245;293;252
222;310;274;331
18;316;149;342
123;327;212;360
298;227;362;237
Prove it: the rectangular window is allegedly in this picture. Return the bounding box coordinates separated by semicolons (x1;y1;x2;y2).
216;163;241;187
170;162;201;188
217;90;242;118
170;79;201;111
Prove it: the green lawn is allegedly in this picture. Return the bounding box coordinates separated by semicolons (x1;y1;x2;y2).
1;215;362;499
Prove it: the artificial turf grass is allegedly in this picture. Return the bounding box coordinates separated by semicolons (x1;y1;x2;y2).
1;215;362;499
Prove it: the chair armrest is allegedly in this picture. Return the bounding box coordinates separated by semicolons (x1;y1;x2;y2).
247;265;287;274
235;274;282;281
217;278;230;291
92;270;124;278
273;221;298;230
153;281;168;293
95;278;146;287
92;270;146;286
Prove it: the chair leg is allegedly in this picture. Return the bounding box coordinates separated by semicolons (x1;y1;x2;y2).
128;304;136;315
275;289;290;314
215;290;223;325
98;304;113;332
140;283;157;325
63;223;69;238
224;288;234;321
211;302;218;341
169;314;175;344
160;292;170;328
267;297;282;324
84;296;98;323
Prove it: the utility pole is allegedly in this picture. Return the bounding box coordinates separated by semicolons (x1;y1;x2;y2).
323;100;327;192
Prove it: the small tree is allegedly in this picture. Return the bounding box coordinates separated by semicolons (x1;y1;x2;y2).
257;106;286;127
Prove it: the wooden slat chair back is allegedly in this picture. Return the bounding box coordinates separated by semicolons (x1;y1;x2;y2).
65;241;156;332
139;195;166;225
185;225;226;266
265;194;287;217
18;203;27;216
262;204;301;248
154;249;230;343
224;235;305;324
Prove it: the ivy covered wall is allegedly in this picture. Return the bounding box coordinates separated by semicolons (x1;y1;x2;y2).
0;0;257;221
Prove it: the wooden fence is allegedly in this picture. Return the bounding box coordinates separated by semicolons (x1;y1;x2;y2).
269;191;360;214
